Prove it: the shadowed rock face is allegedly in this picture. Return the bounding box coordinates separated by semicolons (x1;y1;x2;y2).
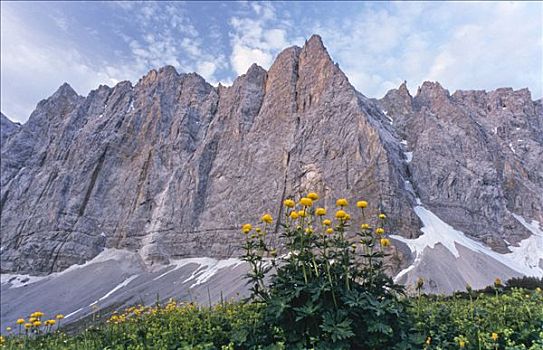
0;35;540;283
379;82;543;252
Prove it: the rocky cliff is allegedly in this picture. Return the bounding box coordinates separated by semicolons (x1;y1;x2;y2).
1;35;542;295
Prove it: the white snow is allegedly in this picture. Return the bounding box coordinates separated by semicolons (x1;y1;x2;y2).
153;257;243;288
128;101;134;112
391;206;543;279
98;113;103;118
400;139;408;146
404;152;413;163
0;274;48;288
65;308;83;319
89;275;139;306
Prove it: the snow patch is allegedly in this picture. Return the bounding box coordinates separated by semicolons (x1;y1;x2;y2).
89;275;139;306
65;308;83;319
391;207;543;279
400;139;408;146
404;152;413;163
0;274;48;288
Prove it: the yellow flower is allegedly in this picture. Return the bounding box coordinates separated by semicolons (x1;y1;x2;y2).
360;223;370;230
336;198;348;207
305;227;313;235
322;219;332;226
255;227;261;233
344;214;351;221
0;336;4;345
298;210;307;217
380;238;390;247
315;207;326;216
242;223;252;234
289;211;299;220
16;319;25;325
351;244;357;249
270;249;277;257
29;317;37;323
307;192;319;200
491;333;498;342
300;197;313;207
261;214;273;224
24;323;32;330
335;210;347;219
459;340;466;348
33;321;41;327
283;199;295;208
356;200;368;208
426;337;431;345
375;227;385;235
379;213;386;219
494;278;502;287
326;228;334;235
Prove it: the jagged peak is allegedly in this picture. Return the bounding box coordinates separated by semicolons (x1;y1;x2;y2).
51;82;79;99
398;81;411;97
416;81;449;97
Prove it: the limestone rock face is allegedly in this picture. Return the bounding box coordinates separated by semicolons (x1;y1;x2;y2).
379;82;543;252
0;113;20;148
1;35;541;283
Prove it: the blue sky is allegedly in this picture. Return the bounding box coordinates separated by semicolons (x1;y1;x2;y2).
1;1;542;123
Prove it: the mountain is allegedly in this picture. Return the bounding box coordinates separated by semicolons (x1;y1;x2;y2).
0;113;21;148
1;35;541;327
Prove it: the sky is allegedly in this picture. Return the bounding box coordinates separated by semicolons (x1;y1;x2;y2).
1;1;542;123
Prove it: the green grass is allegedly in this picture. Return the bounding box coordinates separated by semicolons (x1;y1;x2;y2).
2;288;542;349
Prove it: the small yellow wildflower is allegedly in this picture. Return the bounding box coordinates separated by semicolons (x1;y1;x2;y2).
491;333;498;342
351;244;357;249
0;336;4;345
290;211;299;220
29;317;37;323
16;318;25;325
322;219;332;226
426;337;431;345
242;223;252;234
32;321;41;327
270;249;277;257
336;198;348;207
24;323;32;330
305;227;313;235
380;238;390;247
300;197;313;207
307;192;319;200
261;214;273;224
344;214;351;221
298;210;307;217
459;340;466;348
375;227;385;235
356;200;368;208
335;210;347;219
55;314;64;320
326;228;334;235
379;213;386;219
283;199;295;208
315;207;326;216
360;223;370;230
494;278;502;287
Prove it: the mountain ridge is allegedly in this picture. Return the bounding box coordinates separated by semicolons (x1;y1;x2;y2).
1;35;541;295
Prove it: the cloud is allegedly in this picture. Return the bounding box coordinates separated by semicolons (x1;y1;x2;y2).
228;3;299;75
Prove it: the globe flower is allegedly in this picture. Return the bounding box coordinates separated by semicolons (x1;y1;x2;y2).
29;317;37;323
55;314;64;320
242;223;252;234
24;323;32;330
307;192;319;200
289;211;299;220
283;199;295;208
375;228;385;235
300;197;313;207
326;228;334;235
491;333;498;342
494;278;502;288
32;321;41;327
315;207;326;216
459;340;466;348
344;214;351;221
360;223;370;230
335;210;347;219
305;227;313;235
16;319;25;325
322;219;332;226
379;213;386;219
298;210;307;217
261;214;273;224
336;198;348;207
380;238;390;247
356;200;368;208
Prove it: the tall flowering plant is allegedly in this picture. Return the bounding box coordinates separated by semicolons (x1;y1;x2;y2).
240;193;415;349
